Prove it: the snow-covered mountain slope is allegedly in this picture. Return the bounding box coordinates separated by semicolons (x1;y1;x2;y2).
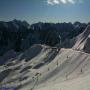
0;44;90;90
73;25;90;53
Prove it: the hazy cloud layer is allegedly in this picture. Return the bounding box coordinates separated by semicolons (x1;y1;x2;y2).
47;0;83;5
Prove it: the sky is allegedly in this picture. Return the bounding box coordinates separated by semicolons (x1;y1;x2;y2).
0;0;90;24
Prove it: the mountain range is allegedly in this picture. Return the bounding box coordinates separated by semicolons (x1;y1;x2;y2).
0;20;90;90
0;20;88;55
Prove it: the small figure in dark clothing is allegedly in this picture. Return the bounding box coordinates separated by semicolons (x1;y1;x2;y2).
67;56;69;58
48;67;50;71
81;68;83;73
56;60;59;66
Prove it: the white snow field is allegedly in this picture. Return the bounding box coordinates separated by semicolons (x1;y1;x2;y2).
0;44;90;90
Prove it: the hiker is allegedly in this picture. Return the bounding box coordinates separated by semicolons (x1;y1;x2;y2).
56;60;58;66
48;67;50;71
81;68;83;73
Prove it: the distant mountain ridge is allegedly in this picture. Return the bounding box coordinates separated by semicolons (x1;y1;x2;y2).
0;20;89;55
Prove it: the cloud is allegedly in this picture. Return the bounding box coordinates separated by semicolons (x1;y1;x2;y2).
47;0;58;5
47;0;83;5
68;0;75;4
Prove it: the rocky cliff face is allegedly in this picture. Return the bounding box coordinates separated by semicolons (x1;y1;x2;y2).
0;20;87;56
